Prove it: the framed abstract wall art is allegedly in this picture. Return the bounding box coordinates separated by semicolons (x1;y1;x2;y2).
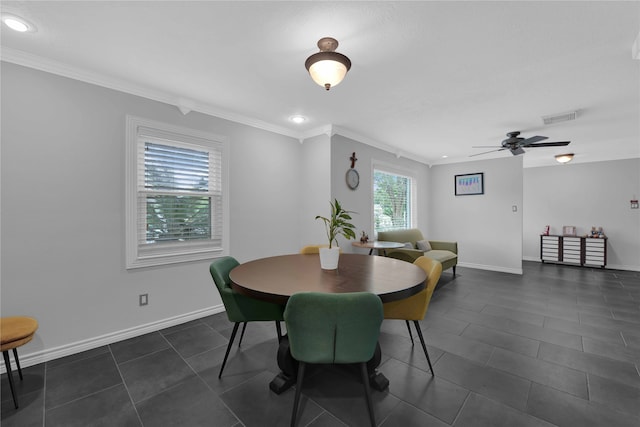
455;172;484;196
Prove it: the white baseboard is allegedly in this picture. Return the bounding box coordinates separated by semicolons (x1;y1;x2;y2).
457;262;523;275
1;305;226;374
522;256;640;272
606;264;640;272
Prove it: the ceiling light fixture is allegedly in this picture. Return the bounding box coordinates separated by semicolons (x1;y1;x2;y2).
1;14;36;33
555;153;574;164
289;115;306;124
305;37;351;91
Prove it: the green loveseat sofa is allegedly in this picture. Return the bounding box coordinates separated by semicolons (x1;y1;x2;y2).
377;228;458;276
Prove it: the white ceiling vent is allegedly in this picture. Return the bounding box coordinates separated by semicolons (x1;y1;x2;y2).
542;111;578;125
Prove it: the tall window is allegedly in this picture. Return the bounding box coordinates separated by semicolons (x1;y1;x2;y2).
126;116;228;268
373;166;415;233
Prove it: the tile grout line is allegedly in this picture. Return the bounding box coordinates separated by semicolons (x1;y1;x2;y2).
107;344;144;427
41;361;47;427
170;321;255;427
449;389;473;426
43;383;124;413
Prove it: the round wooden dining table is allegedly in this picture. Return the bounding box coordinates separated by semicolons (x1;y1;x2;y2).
230;253;427;394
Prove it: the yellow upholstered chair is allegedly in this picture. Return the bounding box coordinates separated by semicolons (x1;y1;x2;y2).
383;256;442;375
1;316;39;408
299;244;342;254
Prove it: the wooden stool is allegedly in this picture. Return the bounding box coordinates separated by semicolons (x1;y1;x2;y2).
1;316;38;408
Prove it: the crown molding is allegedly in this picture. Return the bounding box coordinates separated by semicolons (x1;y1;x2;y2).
1;47;432;165
331;125;432;165
0;47;299;139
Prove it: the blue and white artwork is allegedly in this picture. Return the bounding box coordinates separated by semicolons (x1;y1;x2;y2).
455;173;484;195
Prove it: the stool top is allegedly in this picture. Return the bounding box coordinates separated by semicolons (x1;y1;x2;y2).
0;316;38;345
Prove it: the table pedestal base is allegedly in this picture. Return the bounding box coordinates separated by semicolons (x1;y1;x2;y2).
269;336;390;394
269;372;296;394
368;371;389;391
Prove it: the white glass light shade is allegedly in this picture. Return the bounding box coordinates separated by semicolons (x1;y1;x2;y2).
555;153;574;164
307;56;349;90
305;38;351;91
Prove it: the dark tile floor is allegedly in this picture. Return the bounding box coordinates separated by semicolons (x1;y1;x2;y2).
2;261;639;426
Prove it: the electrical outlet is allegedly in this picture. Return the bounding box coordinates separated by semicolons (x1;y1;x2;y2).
631;200;639;209
139;294;148;306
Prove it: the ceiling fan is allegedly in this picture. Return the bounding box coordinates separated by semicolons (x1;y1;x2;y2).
471;131;570;157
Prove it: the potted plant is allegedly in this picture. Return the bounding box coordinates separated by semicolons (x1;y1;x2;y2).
315;199;357;269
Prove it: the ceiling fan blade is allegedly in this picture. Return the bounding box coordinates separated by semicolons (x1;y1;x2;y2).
527;141;571;147
511;147;525;155
470;148;507;157
520;135;548;145
471;145;502;148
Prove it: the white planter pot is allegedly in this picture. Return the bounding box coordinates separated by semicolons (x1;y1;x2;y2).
319;247;340;270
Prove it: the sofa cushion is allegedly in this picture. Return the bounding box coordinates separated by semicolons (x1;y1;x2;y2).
416;239;432;251
379;229;458;275
402;242;414;249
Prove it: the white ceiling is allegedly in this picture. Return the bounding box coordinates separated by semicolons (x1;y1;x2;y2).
2;1;639;167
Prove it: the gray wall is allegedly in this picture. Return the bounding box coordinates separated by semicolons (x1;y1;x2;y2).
429;157;524;274
299;134;332;247
330;134;430;253
523;159;640;270
1;62;306;365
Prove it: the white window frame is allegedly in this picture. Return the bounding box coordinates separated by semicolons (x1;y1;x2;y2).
125;115;229;269
371;161;417;236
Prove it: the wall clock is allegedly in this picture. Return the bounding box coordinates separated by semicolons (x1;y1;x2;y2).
346;168;359;190
346;152;359;190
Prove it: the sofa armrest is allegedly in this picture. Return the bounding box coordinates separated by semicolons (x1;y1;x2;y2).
429;240;458;254
385;248;423;262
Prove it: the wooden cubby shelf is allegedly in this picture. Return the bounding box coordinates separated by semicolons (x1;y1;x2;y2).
540;235;607;268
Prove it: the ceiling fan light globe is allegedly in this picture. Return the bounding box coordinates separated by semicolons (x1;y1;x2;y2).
555;153;574;164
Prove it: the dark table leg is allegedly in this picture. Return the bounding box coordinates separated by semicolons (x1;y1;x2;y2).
366;343;389;391
269;336;297;394
269;336;389;394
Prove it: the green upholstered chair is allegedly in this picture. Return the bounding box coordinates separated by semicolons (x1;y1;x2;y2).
382;256;442;376
209;256;284;378
284;292;383;427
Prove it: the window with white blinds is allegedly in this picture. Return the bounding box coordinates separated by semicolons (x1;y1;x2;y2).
373;166;416;233
126;116;229;268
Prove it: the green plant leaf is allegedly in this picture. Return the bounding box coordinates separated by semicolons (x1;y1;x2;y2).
315;199;358;248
